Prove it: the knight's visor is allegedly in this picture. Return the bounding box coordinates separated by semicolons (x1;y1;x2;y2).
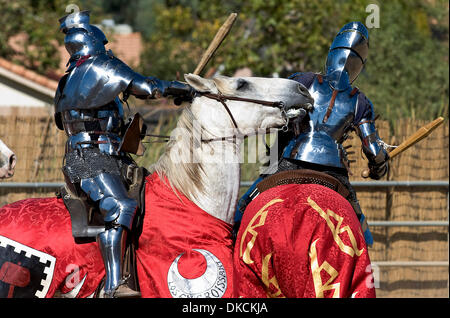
330;30;369;62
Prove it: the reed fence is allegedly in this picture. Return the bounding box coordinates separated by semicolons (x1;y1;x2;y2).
0;114;448;298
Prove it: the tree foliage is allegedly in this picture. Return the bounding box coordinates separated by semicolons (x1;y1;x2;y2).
357;1;449;122
138;1;239;80
137;0;448;124
0;0;108;75
0;0;447;124
0;0;83;75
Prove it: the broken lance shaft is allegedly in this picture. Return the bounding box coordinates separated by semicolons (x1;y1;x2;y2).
193;13;238;76
361;116;444;178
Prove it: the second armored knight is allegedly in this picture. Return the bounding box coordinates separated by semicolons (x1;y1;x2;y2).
55;11;194;297
283;22;389;241
235;22;389;246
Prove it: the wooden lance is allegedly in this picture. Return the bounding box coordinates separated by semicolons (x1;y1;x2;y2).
139;13;238;143
361;116;445;178
193;13;238;76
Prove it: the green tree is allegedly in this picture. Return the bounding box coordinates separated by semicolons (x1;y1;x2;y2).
357;0;449;124
138;0;448;125
1;0;446;126
0;0;79;74
0;0;107;76
134;0;164;37
99;0;139;25
139;1;239;79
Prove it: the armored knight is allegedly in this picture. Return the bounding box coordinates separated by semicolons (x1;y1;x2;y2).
235;22;389;246
55;11;194;297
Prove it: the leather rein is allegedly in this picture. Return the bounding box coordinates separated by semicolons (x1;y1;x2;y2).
198;92;289;143
142;90;290;143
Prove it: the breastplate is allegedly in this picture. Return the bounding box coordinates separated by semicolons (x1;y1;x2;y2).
284;77;358;168
54;54;136;113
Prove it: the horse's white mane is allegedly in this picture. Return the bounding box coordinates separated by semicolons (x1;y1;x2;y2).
149;74;312;223
150;106;206;203
149;74;240;203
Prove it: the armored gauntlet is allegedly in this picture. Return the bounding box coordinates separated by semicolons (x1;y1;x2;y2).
357;122;389;180
367;152;389;180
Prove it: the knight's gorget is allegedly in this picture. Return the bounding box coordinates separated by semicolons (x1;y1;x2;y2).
283;76;357;168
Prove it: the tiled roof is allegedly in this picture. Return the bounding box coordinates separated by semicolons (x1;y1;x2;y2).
58;32;143;73
109;32;143;67
0;57;58;91
1;31;143;98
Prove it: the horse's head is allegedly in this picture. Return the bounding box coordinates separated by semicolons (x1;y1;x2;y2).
185;74;313;135
0;139;16;179
153;74;313;215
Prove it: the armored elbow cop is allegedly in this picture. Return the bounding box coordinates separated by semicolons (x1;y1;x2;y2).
357;122;389;180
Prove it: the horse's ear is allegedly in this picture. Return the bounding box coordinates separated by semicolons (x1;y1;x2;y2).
212;75;234;95
184;73;218;93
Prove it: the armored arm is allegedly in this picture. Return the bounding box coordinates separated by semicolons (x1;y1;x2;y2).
354;94;389;180
288;72;316;90
126;74;195;105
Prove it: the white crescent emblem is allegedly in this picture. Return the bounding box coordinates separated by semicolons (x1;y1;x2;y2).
167;249;227;298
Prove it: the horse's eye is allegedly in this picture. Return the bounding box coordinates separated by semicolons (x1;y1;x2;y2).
236;79;248;90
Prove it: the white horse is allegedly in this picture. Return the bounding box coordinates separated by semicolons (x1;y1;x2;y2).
153;74;313;224
0;74;312;298
0;138;16;179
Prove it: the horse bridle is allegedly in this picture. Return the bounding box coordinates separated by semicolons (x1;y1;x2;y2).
198;91;289;143
143;90;290;144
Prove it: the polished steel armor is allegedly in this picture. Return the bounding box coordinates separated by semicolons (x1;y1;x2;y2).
283;21;388;177
234;22;389;247
282;78;359;168
325;21;369;91
56;11;194;297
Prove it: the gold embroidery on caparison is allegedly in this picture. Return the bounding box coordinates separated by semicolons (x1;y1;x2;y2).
309;239;340;298
261;252;285;298
358;228;364;239
307;196;364;257
239;198;284;264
